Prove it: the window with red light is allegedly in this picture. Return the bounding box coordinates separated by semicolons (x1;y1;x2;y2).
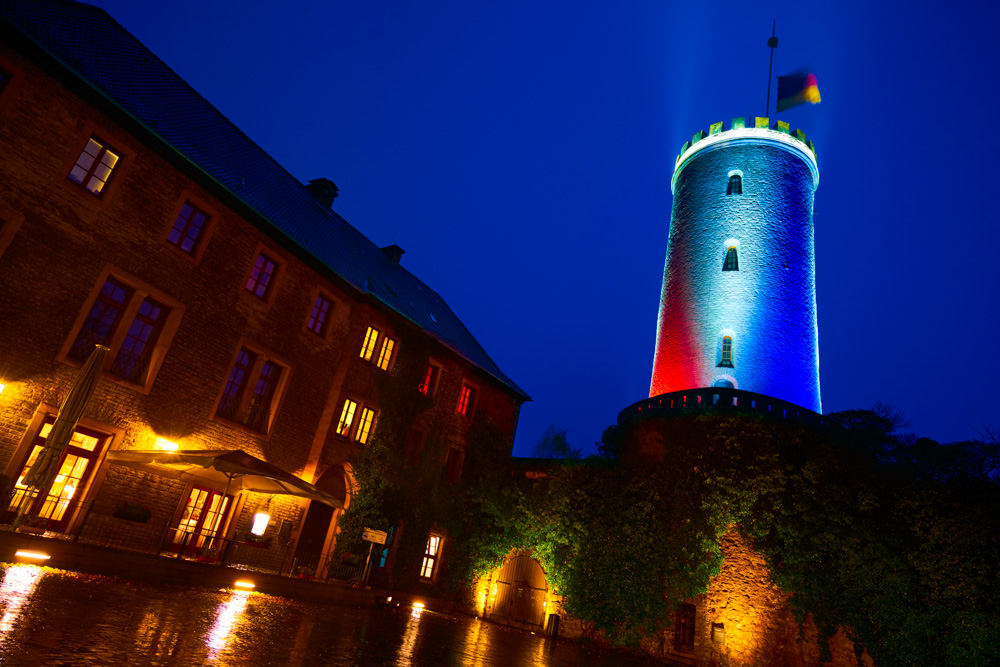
68;136;121;196
418;364;440;396
167;201;210;255
457;383;477;418
215;346;288;434
420;534;442;579
306;294;333;336
245;252;278;299
445;447;464;484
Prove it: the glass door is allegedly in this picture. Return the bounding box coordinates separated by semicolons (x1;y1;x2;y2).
171;486;232;556
6;419;108;532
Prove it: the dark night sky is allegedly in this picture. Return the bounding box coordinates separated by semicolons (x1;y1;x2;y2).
88;0;1000;456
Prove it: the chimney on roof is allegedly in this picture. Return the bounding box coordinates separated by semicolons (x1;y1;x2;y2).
305;178;339;209
381;244;405;264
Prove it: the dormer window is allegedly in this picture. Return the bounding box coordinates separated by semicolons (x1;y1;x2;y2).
723;246;738;271
726;174;742;195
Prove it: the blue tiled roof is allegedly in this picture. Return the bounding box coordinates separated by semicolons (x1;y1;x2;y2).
1;0;529;401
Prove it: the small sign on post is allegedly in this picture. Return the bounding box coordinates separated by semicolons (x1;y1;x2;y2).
362;528;388;545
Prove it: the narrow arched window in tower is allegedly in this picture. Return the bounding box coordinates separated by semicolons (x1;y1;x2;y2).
722;246;738;271
718;336;734;368
726;174;742;195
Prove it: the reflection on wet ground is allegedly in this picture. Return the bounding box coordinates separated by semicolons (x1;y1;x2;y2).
0;564;651;666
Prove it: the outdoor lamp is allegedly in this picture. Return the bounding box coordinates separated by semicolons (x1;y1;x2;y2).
234;580;255;589
251;512;269;536
15;550;50;561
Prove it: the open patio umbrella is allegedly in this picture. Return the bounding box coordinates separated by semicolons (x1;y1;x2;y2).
22;344;110;503
105;449;343;508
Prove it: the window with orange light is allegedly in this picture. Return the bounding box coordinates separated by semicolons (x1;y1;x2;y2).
376;336;395;371
420;534;442;579
68;136;121;196
359;326;379;361
356;407;377;444
336;399;358;437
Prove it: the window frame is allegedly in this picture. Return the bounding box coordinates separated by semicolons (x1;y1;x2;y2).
444;447;465;484
355;406;378;445
718;336;734;368
726;174;743;195
456;380;479;419
163;194;217;263
305;291;335;338
58;266;185;393
67;135;123;198
240;243;283;305
722;246;739;271
376;336;396;371
359;326;380;362
359;325;398;371
59;127;134;205
335;398;359;439
418;361;442;397
420;533;444;580
211;341;292;437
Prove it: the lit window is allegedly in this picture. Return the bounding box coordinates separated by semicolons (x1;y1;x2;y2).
726;174;742;195
306;294;333;336
718;336;734;368
376;337;395;371
167;201;210;255
445;448;464;483
356;407;377;444
66;275;179;388
722;246;738;271
245;252;278;299
360;327;379;361
336;399;358;437
216;347;287;433
457;383;477;418
419;364;440;396
420;535;442;579
68;136;121;196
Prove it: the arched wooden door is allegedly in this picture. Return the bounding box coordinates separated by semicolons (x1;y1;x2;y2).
487;554;547;630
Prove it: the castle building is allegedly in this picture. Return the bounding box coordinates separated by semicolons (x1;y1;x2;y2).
649;118;821;413
0;0;527;578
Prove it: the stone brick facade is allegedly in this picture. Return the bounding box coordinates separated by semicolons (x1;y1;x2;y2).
0;7;524;575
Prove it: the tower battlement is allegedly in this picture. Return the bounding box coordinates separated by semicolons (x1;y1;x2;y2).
673;118;818;193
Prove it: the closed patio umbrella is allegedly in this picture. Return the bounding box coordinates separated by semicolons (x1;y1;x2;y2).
22;344;110;504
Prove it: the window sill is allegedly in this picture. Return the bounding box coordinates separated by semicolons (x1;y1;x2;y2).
716;362;734;368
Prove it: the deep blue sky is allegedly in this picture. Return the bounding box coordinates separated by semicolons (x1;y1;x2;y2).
90;0;1000;455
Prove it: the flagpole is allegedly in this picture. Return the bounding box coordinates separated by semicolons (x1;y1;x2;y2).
765;20;778;117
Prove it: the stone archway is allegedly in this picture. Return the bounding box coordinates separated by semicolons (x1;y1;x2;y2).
486;553;549;631
294;463;353;575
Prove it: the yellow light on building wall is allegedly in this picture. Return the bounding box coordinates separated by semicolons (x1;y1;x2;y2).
155;437;178;451
0;383;6;396
251;512;269;536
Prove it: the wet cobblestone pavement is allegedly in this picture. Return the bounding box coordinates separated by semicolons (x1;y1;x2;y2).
0;563;651;666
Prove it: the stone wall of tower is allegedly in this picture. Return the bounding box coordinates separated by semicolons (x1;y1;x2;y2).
649;123;821;413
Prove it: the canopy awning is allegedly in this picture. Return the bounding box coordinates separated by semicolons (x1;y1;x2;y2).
105;449;342;508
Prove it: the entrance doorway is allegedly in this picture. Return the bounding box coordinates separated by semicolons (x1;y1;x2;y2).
171;486;232;555
487;554;548;630
5;419;110;532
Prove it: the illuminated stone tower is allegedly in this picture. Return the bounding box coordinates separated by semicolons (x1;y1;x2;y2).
648;118;821;413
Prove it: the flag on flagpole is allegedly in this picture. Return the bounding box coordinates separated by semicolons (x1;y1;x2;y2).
776;72;821;112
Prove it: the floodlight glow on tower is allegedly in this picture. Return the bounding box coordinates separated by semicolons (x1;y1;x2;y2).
649;118;821;413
